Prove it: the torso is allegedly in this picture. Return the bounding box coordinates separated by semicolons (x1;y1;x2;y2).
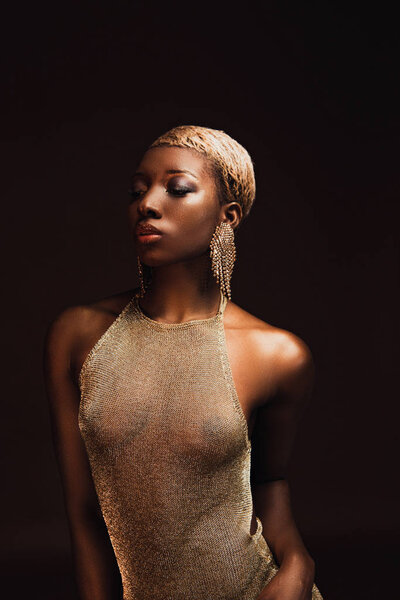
71;287;288;440
73;289;322;600
76;287;294;600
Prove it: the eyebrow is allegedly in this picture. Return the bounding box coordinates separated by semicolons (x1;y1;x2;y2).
133;169;199;180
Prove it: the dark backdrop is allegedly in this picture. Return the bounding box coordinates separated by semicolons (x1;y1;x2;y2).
2;2;399;599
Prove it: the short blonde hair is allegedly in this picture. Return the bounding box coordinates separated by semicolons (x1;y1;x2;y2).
148;125;256;223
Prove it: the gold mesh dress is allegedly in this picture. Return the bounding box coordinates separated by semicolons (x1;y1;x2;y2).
78;290;324;600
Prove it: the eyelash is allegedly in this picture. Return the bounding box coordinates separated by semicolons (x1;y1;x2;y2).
128;188;190;200
169;188;191;196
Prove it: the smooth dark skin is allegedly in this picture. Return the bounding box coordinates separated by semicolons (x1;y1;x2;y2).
43;146;317;600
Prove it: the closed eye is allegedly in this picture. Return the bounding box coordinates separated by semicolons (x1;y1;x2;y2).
128;187;193;201
128;189;145;200
168;188;191;196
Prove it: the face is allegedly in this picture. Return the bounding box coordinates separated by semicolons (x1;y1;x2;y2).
128;146;237;267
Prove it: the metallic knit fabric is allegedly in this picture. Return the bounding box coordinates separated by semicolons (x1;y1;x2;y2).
78;290;325;600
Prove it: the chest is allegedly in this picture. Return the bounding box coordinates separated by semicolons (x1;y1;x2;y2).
76;311;276;445
78;319;254;464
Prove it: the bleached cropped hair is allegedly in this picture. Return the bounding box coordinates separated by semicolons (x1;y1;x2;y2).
148;125;256;223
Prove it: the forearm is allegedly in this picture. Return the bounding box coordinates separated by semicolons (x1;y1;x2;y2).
252;479;315;574
68;514;123;600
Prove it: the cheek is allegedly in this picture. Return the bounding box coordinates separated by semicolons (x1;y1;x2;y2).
174;200;217;250
172;192;217;232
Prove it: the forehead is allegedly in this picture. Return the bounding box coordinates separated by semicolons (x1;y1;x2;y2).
136;146;213;180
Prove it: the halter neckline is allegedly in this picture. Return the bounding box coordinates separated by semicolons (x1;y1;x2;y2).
133;288;227;328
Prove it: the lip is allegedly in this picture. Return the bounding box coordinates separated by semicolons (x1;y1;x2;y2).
136;232;162;245
134;223;163;245
135;223;163;236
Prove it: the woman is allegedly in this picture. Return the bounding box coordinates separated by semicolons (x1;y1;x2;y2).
43;125;325;600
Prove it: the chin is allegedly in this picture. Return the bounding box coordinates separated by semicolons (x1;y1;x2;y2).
136;251;171;268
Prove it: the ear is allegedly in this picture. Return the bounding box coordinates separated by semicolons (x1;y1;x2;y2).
221;202;242;231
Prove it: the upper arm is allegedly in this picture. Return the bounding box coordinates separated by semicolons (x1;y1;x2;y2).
43;307;103;524
250;332;315;486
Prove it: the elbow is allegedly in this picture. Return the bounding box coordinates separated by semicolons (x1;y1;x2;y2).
251;475;287;487
251;466;289;486
66;499;104;531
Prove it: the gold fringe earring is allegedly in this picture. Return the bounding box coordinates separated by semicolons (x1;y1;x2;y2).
209;221;236;300
137;257;152;298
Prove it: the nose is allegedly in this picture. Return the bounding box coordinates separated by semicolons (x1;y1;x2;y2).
136;187;162;219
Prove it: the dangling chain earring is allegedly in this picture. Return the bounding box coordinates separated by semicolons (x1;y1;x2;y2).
209;221;236;300
137;257;152;298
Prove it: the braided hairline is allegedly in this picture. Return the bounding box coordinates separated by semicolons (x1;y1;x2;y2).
148;125;256;222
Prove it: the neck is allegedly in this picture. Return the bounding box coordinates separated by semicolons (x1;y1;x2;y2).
137;253;223;323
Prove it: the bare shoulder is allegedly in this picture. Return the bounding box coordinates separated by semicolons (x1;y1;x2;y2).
225;300;315;401
69;286;138;333
45;286;139;344
44;287;140;386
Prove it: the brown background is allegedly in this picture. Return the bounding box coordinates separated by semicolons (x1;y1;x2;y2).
1;2;399;598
